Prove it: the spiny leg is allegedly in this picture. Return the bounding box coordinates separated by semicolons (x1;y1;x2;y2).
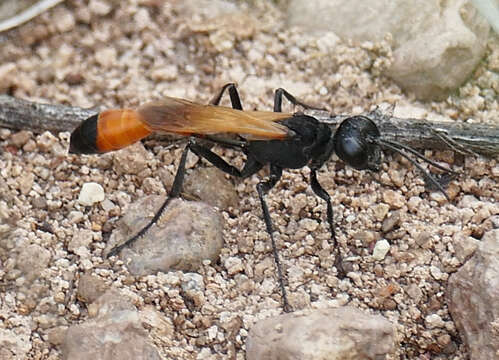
274;88;328;112
210;85;296;304
310;169;346;278
107;138;262;258
107;142;191;257
108;83;247;256
255;165;290;312
189;142;291;310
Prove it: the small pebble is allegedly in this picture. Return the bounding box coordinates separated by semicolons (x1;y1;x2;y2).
372;240;390;260
78;183;105;206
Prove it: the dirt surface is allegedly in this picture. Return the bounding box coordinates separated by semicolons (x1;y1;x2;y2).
0;1;498;359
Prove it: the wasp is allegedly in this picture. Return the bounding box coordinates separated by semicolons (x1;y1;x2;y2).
70;83;456;312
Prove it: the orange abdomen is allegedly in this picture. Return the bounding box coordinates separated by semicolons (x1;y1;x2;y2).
96;109;152;152
69;109;152;154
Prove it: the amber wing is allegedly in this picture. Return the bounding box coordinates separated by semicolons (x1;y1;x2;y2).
137;97;292;139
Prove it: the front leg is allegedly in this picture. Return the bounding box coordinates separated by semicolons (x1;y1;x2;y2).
310;169;345;278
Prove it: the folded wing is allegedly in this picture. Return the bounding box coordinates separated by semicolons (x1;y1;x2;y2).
138;97;292;139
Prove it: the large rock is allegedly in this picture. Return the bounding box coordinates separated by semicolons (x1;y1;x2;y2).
183;166;239;209
106;197;224;276
286;0;489;100
246;306;395;360
447;229;499;359
61;290;169;360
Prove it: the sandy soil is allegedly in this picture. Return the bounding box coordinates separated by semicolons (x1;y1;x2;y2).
0;1;498;359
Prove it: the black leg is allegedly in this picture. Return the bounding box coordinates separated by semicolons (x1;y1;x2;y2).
255;165;290;312
310;169;346;278
194;141;291;311
205;83;248;144
189;140;262;178
274;88;328;112
192;141;290;310
194;134;247;150
191;141;291;310
107;143;191;258
107;139;263;257
209;83;243;110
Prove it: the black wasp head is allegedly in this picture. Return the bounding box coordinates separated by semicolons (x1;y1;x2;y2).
333;116;382;172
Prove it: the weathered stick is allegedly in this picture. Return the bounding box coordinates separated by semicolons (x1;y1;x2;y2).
316;112;499;157
0;95;93;133
1;94;498;157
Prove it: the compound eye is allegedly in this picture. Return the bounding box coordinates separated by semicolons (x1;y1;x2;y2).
335;136;369;169
333;116;382;171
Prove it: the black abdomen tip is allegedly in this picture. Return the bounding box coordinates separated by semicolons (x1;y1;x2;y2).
69;114;100;154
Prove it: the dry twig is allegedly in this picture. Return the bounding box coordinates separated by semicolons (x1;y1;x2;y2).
1;94;498;157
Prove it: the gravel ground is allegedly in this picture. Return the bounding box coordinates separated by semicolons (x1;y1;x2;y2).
0;1;498;359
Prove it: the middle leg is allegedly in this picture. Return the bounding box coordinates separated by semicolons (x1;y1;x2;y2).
255;164;291;312
192;141;291;311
